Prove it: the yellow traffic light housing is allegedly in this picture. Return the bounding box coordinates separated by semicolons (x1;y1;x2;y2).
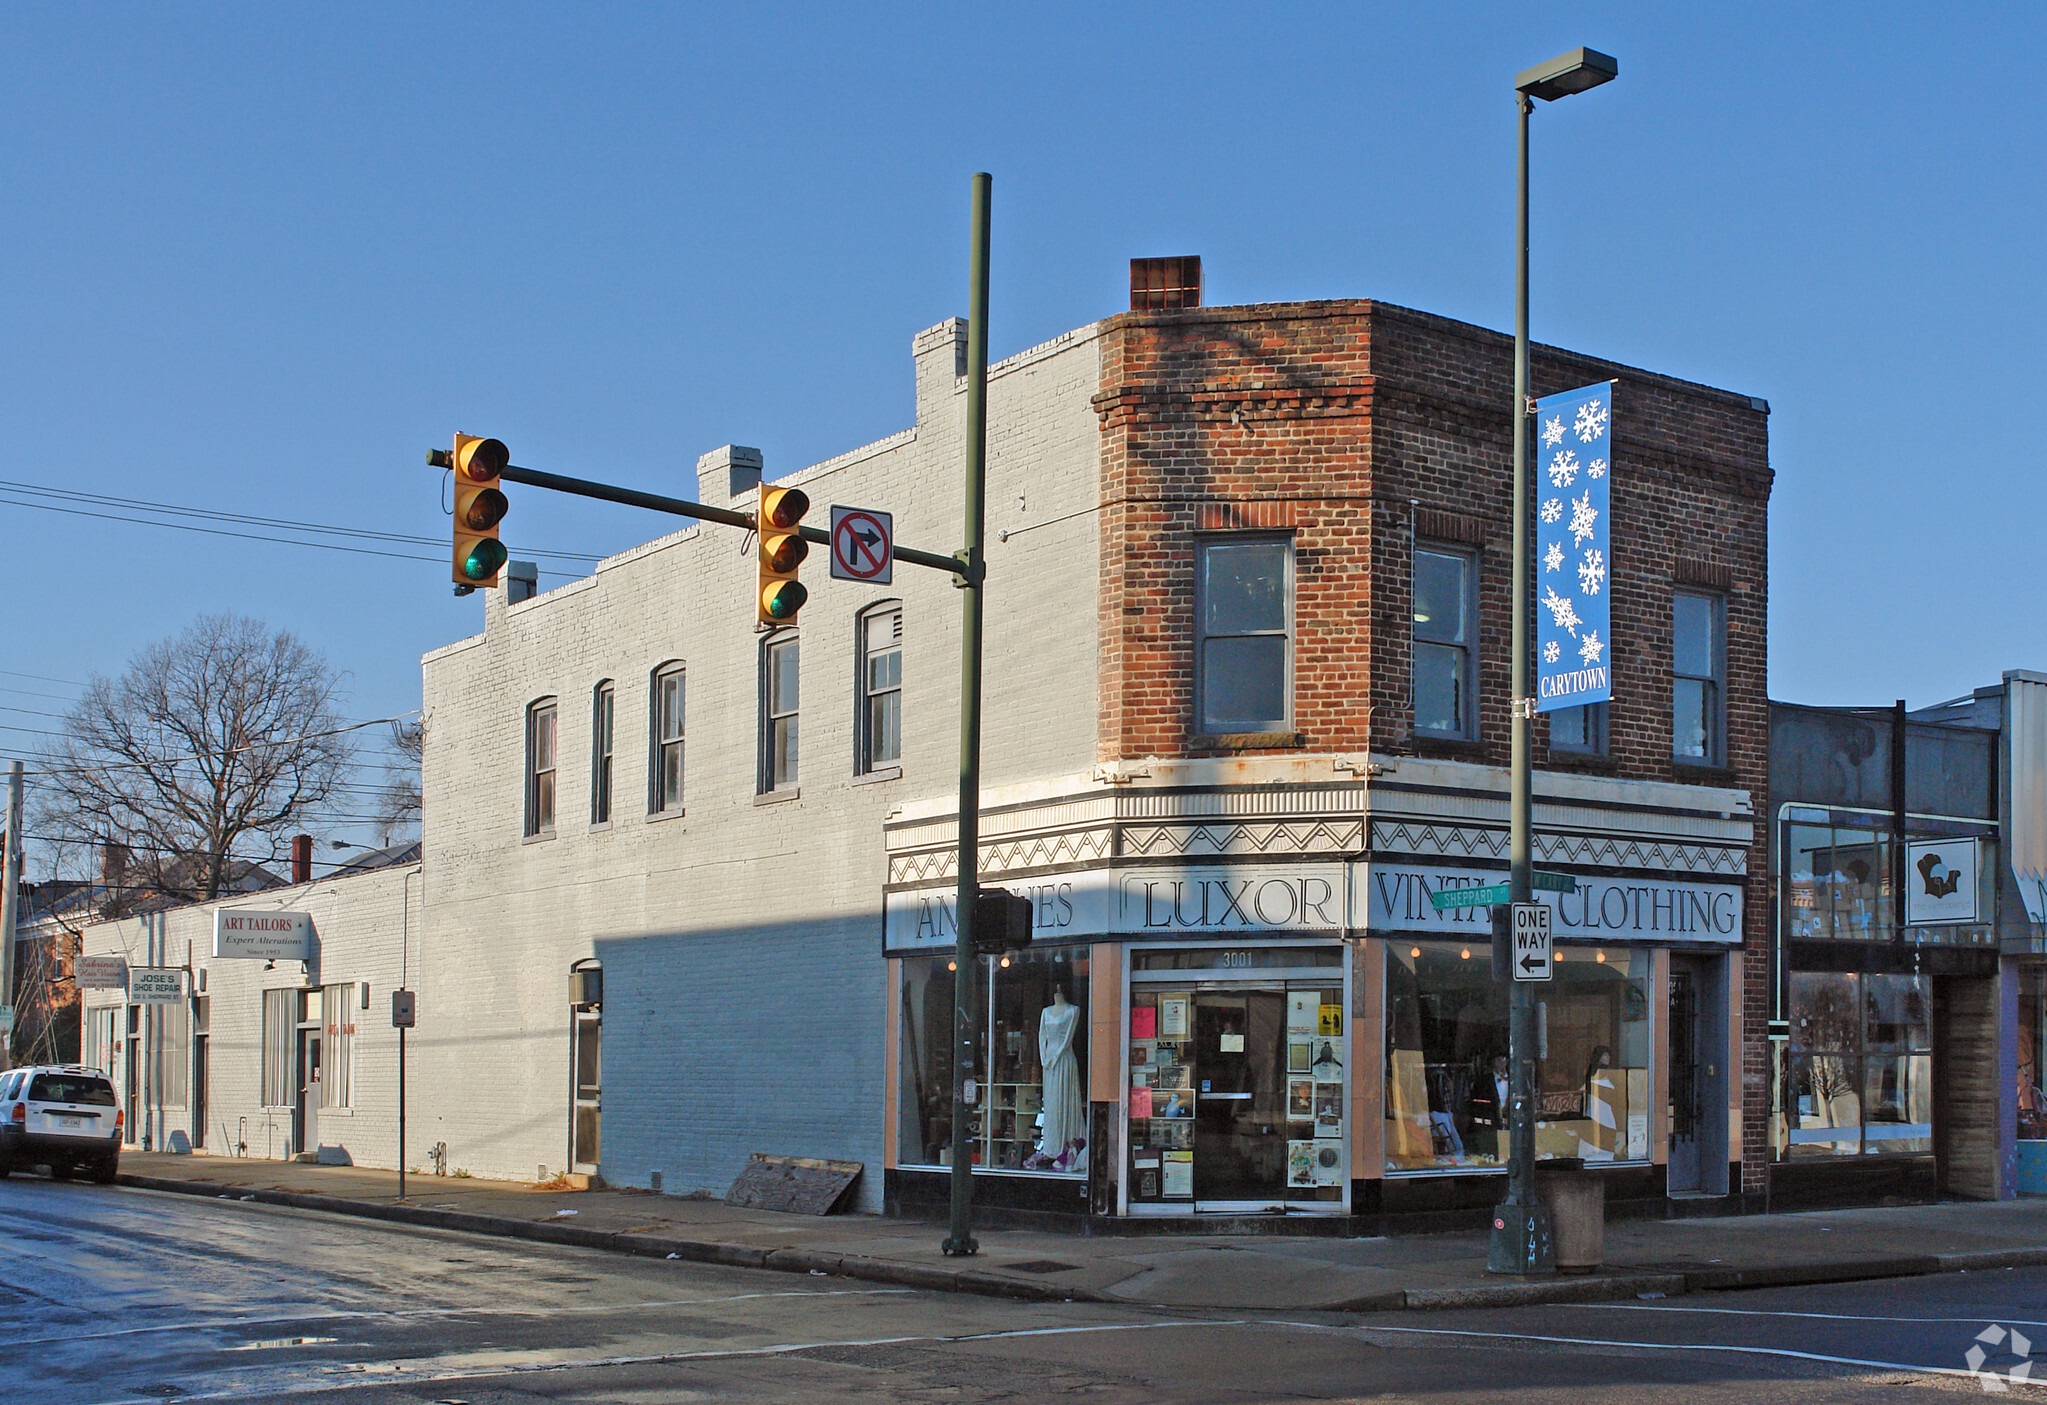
449;434;509;588
756;484;810;624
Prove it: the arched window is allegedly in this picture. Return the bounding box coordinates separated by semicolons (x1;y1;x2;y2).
857;602;902;775
525;698;558;837
590;681;615;824
759;631;798;794
650;662;685;814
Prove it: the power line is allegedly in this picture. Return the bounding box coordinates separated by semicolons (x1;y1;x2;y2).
0;668;83;687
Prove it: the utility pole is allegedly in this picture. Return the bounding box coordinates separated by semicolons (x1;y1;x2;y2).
943;171;992;1259
0;761;22;1072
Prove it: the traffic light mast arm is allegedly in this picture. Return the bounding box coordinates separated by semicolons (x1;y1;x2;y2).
484;461;970;578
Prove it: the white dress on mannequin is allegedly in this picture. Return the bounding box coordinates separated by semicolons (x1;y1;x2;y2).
1037;990;1084;1166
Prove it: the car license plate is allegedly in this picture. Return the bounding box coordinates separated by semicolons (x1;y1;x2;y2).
57;1116;81;1128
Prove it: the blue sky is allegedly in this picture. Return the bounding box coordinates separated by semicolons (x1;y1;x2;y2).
2;4;2040;843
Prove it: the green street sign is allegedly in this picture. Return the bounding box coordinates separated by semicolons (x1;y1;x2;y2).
1430;882;1512;912
1532;871;1579;894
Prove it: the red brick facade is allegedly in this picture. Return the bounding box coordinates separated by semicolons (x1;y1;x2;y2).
1093;298;1775;1191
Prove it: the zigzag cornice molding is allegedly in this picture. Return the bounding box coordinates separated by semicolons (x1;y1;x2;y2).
1370;819;1747;876
887;785;1369;853
1119;819;1365;858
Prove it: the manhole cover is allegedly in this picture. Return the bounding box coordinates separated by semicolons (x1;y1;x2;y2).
1003;1259;1080;1275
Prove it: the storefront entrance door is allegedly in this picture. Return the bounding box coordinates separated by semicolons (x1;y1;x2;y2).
1192;992;1285;1205
1668;962;1703;1192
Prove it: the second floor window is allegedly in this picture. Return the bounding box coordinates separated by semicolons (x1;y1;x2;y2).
763;634;799;791
653;664;685;812
526;700;557;836
1196;537;1292;734
1550;702;1607;755
1413;546;1477;739
861;607;902;772
1673;591;1725;766
591;682;615;823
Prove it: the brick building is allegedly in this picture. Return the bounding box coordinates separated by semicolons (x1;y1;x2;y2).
76;274;1784;1232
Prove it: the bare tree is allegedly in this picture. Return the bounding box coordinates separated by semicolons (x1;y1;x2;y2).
374;716;424;845
34;614;356;903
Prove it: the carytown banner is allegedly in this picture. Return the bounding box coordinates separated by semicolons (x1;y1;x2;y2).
1534;381;1613;712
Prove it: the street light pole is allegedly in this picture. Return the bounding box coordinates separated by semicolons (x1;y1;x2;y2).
1489;46;1617;1278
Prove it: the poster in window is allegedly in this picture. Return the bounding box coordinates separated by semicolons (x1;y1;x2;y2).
1313;1083;1344;1134
1161;1150;1194;1197
1313;1139;1345;1187
1317;1003;1343;1037
1287;1140;1317;1188
1309;1040;1343;1080
1287;992;1317;1033
1159;995;1190;1039
1131;1006;1157;1039
1287;1079;1314;1118
1288;1039;1313;1073
1129;1086;1152;1120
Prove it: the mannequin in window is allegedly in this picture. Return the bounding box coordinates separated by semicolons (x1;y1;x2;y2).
1035;985;1085;1170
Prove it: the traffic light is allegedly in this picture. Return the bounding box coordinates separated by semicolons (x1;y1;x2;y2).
756;484;810;624
444;434;509;590
972;887;1034;959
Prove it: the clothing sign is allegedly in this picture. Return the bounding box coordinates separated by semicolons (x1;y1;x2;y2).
128;966;187;1005
214;908;314;961
1369;862;1742;944
1904;837;1980;925
1533;381;1613;712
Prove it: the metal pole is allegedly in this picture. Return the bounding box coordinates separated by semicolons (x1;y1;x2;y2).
943;171;992;1258
1489;92;1556;1276
0;761;20;1071
398;1022;407;1201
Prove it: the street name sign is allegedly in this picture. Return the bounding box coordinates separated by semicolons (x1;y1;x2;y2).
829;505;893;585
1431;882;1512;912
1530;871;1579;894
0;1005;12;1035
1512;903;1552;982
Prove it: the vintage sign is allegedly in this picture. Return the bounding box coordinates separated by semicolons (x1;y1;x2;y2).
128;966;187;1005
1534;381;1614;712
1905;836;1980;925
1371;862;1742;943
75;955;130;989
214;908;314;961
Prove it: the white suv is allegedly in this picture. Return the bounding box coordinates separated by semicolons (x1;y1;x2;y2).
0;1065;123;1183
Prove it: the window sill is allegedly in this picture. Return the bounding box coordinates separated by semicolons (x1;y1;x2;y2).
1411;734;1486;758
588;820;612;833
851;767;902;787
1672;760;1738;784
646;807;686;824
1190;732;1304;751
1545;750;1618;772
754;788;801;806
520;830;556;846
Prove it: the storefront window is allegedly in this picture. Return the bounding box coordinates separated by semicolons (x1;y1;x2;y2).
1385;942;1651;1172
1780;971;1931;1158
897;946;1089;1174
1784;824;1892;942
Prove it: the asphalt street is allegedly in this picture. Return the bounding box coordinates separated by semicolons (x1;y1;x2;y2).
3;1175;2042;1403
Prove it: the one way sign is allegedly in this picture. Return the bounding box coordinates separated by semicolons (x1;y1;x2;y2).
1511;903;1552;982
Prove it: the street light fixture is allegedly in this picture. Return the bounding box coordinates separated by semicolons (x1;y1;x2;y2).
1491;45;1618;1279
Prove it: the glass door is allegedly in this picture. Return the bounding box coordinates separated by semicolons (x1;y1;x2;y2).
1192;991;1285;1206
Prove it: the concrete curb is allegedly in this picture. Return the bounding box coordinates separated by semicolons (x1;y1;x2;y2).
114;1172;2047;1314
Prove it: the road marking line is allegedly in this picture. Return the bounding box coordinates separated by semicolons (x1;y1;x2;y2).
1344;1321;2034;1385
1583;1303;2047;1329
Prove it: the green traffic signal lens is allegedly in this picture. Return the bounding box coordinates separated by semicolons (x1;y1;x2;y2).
764;581;808;619
462;538;509;581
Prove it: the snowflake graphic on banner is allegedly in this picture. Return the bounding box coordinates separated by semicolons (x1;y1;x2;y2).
1542;586;1581;637
1569;490;1598;547
1533;382;1613;713
1578;548;1605;595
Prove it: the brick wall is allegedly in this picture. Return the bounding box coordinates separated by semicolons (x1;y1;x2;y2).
1094;297;1775;1190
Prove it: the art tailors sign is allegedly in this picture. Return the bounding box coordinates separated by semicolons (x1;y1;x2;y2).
214;908;314;961
1534;381;1614;712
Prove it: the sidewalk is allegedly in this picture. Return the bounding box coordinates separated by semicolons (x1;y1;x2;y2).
106;1152;2047;1312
